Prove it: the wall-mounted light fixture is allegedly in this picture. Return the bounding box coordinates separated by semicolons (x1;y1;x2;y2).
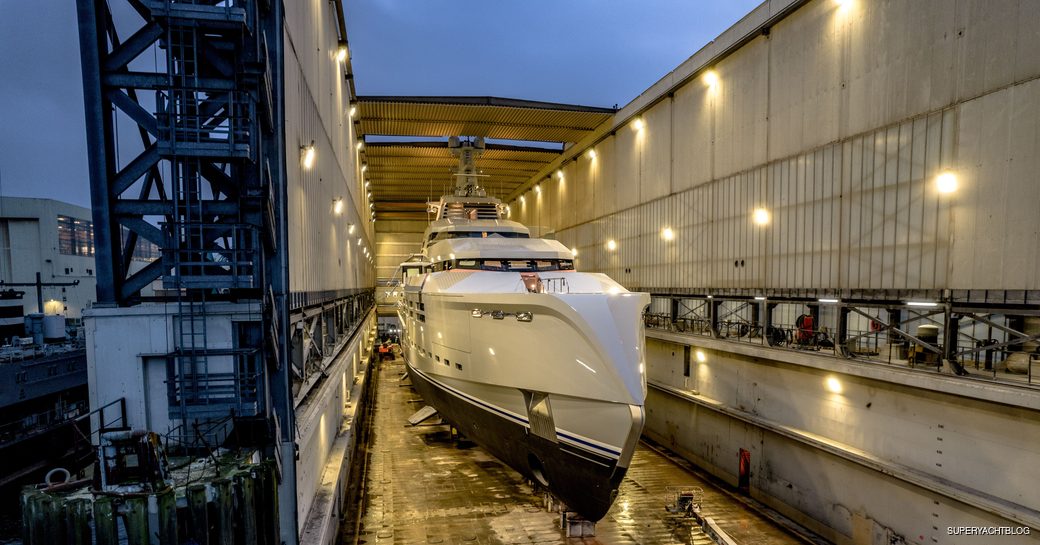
336;41;348;62
703;69;719;87
752;207;770;225
632;118;645;131
333;197;344;215
301;141;316;170
936;171;958;194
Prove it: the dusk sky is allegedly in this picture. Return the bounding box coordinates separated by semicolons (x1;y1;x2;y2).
0;0;760;208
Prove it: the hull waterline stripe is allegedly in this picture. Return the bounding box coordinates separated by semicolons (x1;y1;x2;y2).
409;364;622;458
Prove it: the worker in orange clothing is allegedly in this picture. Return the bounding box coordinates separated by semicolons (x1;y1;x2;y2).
378;342;390;361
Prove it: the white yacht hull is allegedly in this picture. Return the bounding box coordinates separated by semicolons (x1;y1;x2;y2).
399;275;649;520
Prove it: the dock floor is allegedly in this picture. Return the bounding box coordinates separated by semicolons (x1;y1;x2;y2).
340;357;805;545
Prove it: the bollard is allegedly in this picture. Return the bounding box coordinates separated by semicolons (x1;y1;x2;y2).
214;478;234;545
124;496;150;545
236;470;258;545
41;494;66;545
187;484;210;545
93;496;117;545
65;498;91;545
156;488;178;545
261;461;280;545
21;490;46;545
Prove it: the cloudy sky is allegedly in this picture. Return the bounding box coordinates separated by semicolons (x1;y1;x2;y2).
0;0;760;207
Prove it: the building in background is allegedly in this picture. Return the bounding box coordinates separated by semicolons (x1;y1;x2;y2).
0;197;158;320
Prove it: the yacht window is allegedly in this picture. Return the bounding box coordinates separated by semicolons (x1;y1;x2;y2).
482;260;506;271
458;259;479;269
534;260;555;271
508;260;532;270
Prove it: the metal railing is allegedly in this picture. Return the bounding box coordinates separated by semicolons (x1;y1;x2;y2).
644;294;1040;388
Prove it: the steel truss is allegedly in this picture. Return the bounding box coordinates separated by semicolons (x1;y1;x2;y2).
76;0;296;538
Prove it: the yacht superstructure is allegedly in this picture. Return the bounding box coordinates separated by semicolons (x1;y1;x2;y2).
397;137;649;520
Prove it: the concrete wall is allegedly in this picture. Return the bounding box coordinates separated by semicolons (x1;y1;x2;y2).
284;1;374;293
644;336;1040;544
509;0;1040;292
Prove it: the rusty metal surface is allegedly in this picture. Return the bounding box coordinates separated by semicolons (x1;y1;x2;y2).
341;356;803;545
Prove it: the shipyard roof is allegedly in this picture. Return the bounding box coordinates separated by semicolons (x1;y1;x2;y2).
355;96;615;220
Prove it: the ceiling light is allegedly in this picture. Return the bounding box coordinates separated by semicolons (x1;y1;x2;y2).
907;301;938;307
754;296;766;301
752;207;770;225
819;298;839;303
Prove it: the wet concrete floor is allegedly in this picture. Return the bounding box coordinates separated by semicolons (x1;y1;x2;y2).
341;357;804;545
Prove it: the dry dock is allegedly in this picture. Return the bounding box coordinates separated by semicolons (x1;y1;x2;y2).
341;356;807;545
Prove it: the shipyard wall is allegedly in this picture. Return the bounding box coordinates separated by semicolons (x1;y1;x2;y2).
374;220;426;311
643;335;1040;545
509;0;1040;293
284;1;374;294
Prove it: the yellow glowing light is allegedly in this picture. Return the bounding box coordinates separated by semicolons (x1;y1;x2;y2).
488;347;496;356
357;238;362;246
570;247;578;257
695;349;706;363
301;143;316;170
356;140;364;151
556;169;564;179
336;42;348;63
752;207;770;225
520;195;526;204
826;376;843;394
606;239;617;251
936;171;958;194
661;227;675;241
835;0;851;7
348;224;356;235
367;192;372;199
333;198;344;215
534;184;542;195
44;299;63;315
632;118;645;131
587;149;597;160
348;105;357;118
364;181;370;189
703;69;719;87
361;163;367;173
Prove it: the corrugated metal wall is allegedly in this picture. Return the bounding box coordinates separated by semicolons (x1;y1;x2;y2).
284;2;374;293
513;0;1040;293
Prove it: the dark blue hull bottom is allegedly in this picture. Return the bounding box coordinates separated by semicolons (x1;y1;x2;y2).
408;366;627;520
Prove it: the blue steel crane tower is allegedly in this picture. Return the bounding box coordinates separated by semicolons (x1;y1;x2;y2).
75;0;295;534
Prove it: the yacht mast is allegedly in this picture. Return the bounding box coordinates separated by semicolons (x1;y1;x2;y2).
449;136;487;197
